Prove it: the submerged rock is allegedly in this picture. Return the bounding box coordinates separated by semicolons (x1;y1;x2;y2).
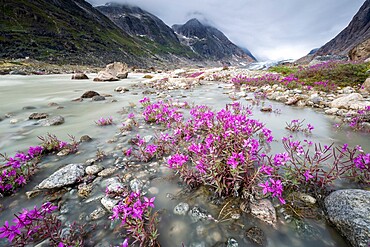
91;95;106;101
36;164;85;189
188;206;210;223
245;227;266;246
174;202;190;216
325;189;370;247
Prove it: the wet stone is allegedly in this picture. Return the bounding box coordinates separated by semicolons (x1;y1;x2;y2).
78;183;93;198
104;178;125;194
245;227;266;246
130;178;143;193
92;95;106;101
36;163;85;189
174;202;190;216
188;206;210;223
39;115;65;126
98;167;118;177
80;135;93;142
23;106;37;110
81;91;100;98
85;164;104;175
101;196;119;211
226;238;238;247
249;199;276;226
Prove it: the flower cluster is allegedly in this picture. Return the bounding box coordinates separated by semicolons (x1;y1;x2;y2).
0;146;43;194
258;137;370;195
347;106;370;131
38;133;78;154
259;178;285;204
285;119;314;133
110;191;158;246
142;100;183;128
95;117;113;126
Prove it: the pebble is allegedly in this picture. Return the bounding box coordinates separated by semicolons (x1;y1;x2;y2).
98;167;118;177
130;178;143;192
100;196;119;211
85;164;104;175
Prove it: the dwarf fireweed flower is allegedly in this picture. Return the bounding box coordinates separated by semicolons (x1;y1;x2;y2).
110;191;159;246
273;152;291;166
168;154;189;168
95;117;113;126
303;170;314;181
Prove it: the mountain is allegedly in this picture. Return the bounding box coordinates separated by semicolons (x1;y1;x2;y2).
315;0;370;60
172;18;256;64
95;3;195;59
0;0;152;66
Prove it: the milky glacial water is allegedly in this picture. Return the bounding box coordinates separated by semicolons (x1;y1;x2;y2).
0;74;369;246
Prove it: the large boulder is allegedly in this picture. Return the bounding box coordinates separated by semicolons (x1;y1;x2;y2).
105;62;129;79
71;73;89;80
325;189;370;247
36;164;85;189
93;62;129;81
330;93;365;109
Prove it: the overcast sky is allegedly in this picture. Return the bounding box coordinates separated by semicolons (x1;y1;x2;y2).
87;0;365;61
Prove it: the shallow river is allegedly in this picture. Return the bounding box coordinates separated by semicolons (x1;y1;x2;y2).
0;74;369;246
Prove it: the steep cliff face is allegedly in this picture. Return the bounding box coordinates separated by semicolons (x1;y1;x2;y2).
315;0;370;59
0;0;152;65
172;18;256;64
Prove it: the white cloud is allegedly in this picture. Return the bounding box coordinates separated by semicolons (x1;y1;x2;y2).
88;0;366;60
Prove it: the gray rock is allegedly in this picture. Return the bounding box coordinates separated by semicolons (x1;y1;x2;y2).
9;70;27;75
100;196;119;211
114;86;129;92
361;77;370;93
325;189;370;247
39;115;65;126
250;199;276;226
29;112;48;120
325;108;339;115
85;164;104;175
130;178;143;193
330;93;363;109
104;178;125;194
91;95;106;101
36;164;85;189
188;206;210;223
174;202;190;216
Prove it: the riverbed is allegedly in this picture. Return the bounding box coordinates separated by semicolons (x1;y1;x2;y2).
0;73;369;246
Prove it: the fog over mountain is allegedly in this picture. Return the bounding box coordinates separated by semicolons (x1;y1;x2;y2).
87;0;365;61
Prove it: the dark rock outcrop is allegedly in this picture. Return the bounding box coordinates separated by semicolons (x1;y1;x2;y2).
72;73;89;80
81;91;100;98
172;18;256;64
315;0;370;58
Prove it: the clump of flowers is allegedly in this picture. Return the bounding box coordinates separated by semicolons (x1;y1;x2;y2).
347;106;370;131
1;134;78;196
0;202;87;246
110;191;159;247
0;146;43;195
136;100;273;198
258;137;370;196
285;119;314;133
95;117;113;126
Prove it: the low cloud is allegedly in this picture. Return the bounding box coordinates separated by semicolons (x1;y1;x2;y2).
88;0;365;60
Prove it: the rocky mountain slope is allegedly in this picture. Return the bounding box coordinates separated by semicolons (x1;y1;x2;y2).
172;18;256;64
96;3;196;59
0;1;256;67
0;0;153;66
315;0;370;60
